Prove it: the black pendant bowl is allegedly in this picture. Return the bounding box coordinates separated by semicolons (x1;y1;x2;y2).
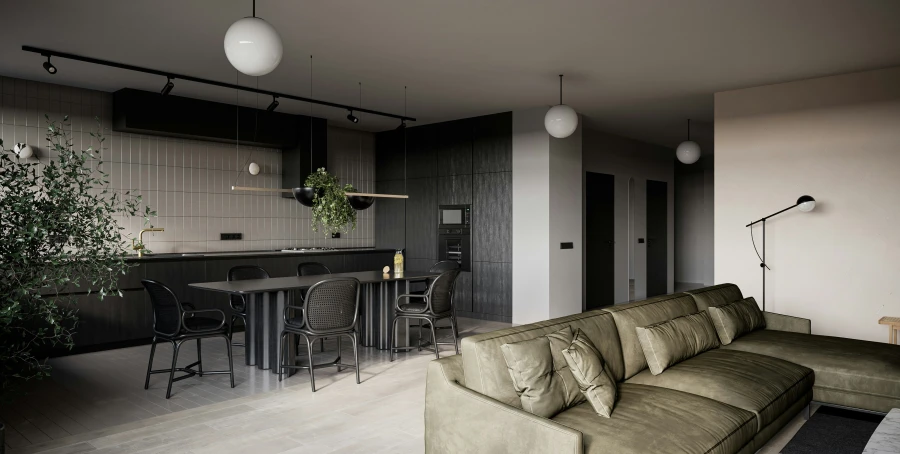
348;195;375;210
292;187;323;207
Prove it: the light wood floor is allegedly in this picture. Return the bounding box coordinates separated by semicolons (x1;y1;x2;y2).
4;316;811;453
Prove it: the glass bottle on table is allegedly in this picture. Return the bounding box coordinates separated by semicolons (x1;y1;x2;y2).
393;249;404;275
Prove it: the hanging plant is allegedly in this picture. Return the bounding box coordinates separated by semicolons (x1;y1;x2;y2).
304;168;357;236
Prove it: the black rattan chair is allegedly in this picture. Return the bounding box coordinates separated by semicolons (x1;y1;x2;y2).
297;262;332;277
390;269;461;361
410;260;461;339
278;278;361;392
142;280;235;399
227;265;270;347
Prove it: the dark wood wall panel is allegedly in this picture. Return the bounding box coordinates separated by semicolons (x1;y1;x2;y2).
375;129;405;181
406;124;437;179
437;174;473;205
472;261;512;317
454;270;473;313
374;179;407;251
473;112;512;174
405;178;437;260
473;171;512;263
437;120;473;176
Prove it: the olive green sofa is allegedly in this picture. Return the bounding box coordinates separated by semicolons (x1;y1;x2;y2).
424;283;900;454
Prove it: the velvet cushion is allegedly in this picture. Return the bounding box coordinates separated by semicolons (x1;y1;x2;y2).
635;311;720;375
707;297;766;345
561;328;617;418
500;326;586;417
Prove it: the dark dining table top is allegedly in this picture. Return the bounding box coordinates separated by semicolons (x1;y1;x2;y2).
188;270;440;295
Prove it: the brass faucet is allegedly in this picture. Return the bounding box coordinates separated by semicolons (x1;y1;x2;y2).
132;228;165;257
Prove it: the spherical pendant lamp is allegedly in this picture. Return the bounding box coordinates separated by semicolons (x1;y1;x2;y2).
545;75;578;139
224;2;283;77
676;119;701;164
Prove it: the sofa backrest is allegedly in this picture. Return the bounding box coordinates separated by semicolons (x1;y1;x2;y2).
684;283;744;311
460;310;624;409
601;293;699;379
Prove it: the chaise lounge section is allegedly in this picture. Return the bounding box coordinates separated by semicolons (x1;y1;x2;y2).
424;283;900;453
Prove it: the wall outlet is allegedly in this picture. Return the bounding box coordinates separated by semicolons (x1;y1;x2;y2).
560;242;574;249
331;232;340;239
221;233;243;240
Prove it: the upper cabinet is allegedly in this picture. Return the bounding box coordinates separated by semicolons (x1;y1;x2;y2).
375;129;406;181
405;124;438;179
437;119;473;176
473;112;512;173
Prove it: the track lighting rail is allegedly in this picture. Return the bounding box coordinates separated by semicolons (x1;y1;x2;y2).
22;45;416;122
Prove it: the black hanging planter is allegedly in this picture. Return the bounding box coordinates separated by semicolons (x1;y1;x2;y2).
347;195;375;210
292;187;323;207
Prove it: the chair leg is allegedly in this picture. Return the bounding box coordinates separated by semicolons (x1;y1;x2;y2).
196;338;203;377
449;315;460;355
223;335;235;388
166;340;183;399
278;331;288;382
320;338;325;352
417;320;423;351
429;321;440;360
351;332;360;385
389;316;401;362
305;336;317;392
452;310;460;339
144;338;158;390
336;336;343;372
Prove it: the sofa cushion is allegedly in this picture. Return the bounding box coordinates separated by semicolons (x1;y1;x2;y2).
500;326;586;417
626;349;814;431
551;383;757;454
636;311;721;375
602;293;699;379
684;283;744;311
461;310;625;409
708;297;766;345
561;328;617;417
722;329;900;413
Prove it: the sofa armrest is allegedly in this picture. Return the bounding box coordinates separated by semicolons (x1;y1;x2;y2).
425;355;583;454
764;311;811;334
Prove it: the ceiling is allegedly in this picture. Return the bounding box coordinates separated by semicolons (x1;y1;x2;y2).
1;0;899;150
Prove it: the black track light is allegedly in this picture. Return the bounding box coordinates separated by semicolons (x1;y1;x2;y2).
347;110;359;124
396;120;406;130
43;55;57;74
160;77;174;96
267;96;279;112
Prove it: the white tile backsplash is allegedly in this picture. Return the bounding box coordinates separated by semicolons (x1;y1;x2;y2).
0;75;376;253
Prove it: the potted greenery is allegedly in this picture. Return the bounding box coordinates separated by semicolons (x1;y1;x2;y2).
304;167;357;236
0;116;154;412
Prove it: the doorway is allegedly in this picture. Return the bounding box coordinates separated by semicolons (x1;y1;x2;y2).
585;172;615;310
646;179;667;297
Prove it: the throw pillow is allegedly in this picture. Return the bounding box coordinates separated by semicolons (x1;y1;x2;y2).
635;311;720;375
561;328;617;418
500;326;585;418
707;296;766;345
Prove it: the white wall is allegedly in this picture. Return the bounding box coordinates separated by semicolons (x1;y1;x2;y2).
715;66;900;342
583;129;675;303
549;120;584;319
512;107;552;324
512;107;584;324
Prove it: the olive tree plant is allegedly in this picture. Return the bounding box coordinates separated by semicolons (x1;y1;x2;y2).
0;116;154;401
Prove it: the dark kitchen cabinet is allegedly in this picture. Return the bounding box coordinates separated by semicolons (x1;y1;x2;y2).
454;270;473;313
406;124;437;179
473;112;512;174
405;178;437;260
375;179;407;251
473;171;512;263
437;174;473;206
437;119;473;177
473;261;511;317
375;129;406;181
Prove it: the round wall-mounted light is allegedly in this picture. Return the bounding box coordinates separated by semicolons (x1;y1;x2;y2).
797;195;816;212
14;143;33;159
544;74;578;139
224;16;283;76
248;162;260;175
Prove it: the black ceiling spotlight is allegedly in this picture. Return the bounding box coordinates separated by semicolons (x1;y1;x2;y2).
395;120;406;130
266;96;279;112
42;55;57;74
160;77;174;96
347;110;359;124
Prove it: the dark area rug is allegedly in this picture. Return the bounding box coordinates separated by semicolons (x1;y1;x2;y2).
782;406;884;454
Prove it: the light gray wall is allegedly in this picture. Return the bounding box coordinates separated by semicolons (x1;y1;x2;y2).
675;156;714;286
715;66;900;342
583;129;675;303
0;75;375;253
549;118;584;319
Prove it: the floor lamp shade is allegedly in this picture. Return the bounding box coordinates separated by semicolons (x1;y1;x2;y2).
797;195;816;212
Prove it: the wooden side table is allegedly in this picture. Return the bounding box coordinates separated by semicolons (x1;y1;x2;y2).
879;317;900;344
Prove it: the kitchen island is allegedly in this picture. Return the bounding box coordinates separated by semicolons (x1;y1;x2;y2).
59;248;396;353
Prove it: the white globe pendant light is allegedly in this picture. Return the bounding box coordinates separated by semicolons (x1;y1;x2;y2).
545;74;578;139
676;119;701;164
224;1;283;77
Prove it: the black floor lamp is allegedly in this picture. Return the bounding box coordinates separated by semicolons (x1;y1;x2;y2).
746;195;816;311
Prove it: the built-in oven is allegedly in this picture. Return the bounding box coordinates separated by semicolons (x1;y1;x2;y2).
438;228;470;272
439;204;471;229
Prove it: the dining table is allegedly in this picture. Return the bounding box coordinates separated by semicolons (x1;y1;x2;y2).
188;270;440;375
